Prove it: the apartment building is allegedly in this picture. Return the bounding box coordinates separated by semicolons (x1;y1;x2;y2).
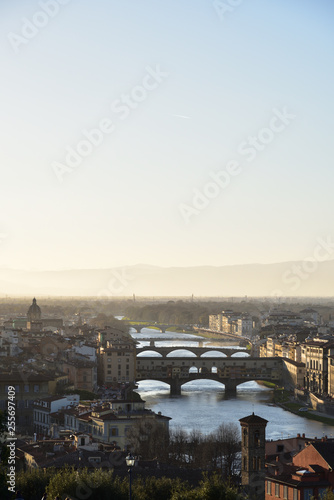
33;394;80;436
266;440;334;500
97;327;137;386
301;340;334;394
61;398;171;450
209;310;252;336
0;371;54;433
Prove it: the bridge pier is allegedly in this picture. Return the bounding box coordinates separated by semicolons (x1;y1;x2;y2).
170;379;182;396
224;380;237;397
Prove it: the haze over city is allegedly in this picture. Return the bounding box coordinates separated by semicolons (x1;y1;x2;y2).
1;1;333;295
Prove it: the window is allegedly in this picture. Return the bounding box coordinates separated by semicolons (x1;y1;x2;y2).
267;481;271;495
34;385;39;393
293;488;298;500
318;489;327;500
275;483;280;497
254;430;260;447
283;485;288;499
24;385;29;393
304;489;313;500
110;427;118;437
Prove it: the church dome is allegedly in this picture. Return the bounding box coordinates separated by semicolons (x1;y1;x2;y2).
27;297;42;322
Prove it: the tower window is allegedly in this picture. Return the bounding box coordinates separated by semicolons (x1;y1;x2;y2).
254;430;260;447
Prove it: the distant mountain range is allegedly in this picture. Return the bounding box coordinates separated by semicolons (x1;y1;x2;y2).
0;260;333;297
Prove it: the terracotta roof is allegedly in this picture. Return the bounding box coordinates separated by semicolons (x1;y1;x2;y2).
311;442;334;469
239;412;268;425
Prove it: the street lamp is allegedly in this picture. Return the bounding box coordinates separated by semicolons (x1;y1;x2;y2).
126;453;135;500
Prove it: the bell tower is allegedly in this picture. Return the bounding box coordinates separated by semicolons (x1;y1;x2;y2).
239;412;267;500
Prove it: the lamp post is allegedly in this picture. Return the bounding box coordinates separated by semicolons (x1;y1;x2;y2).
126;453;135;500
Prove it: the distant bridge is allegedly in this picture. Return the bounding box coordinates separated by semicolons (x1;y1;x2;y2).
196;328;253;346
135;356;282;396
130;324;191;333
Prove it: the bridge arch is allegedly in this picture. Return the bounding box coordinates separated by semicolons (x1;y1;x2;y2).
181;379;226;391
136;379;170;390
137;350;163;357
166;349;197;357
231;351;250;357
200;350;227;358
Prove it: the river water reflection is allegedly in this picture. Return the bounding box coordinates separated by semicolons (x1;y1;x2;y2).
131;328;334;440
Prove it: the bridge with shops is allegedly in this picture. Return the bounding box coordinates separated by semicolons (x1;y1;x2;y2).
136;344;248;358
135;351;282;396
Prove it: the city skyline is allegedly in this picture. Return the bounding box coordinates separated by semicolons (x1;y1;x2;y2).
1;1;333;272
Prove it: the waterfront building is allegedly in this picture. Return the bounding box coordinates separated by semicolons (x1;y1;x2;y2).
282;359;305;390
328;355;334;398
301;340;334;394
209;313;222;331
97;326;137;386
208;310;252;336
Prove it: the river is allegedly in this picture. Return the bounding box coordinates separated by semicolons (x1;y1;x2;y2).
130;328;334;441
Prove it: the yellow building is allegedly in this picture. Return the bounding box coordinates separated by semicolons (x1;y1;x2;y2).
97;327;137;387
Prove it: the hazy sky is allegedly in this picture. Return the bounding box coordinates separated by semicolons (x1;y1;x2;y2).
1;0;333;271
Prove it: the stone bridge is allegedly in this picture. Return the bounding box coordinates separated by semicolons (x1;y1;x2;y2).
135;356;282;396
130;324;190;333
136;345;249;358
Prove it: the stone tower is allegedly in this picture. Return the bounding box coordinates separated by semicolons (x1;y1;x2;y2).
239;412;268;500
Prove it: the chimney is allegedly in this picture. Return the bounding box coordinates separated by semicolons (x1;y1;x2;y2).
302;433;305;438
297;433;300;438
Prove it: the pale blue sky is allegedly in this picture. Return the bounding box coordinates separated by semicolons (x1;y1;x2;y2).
1;0;333;270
